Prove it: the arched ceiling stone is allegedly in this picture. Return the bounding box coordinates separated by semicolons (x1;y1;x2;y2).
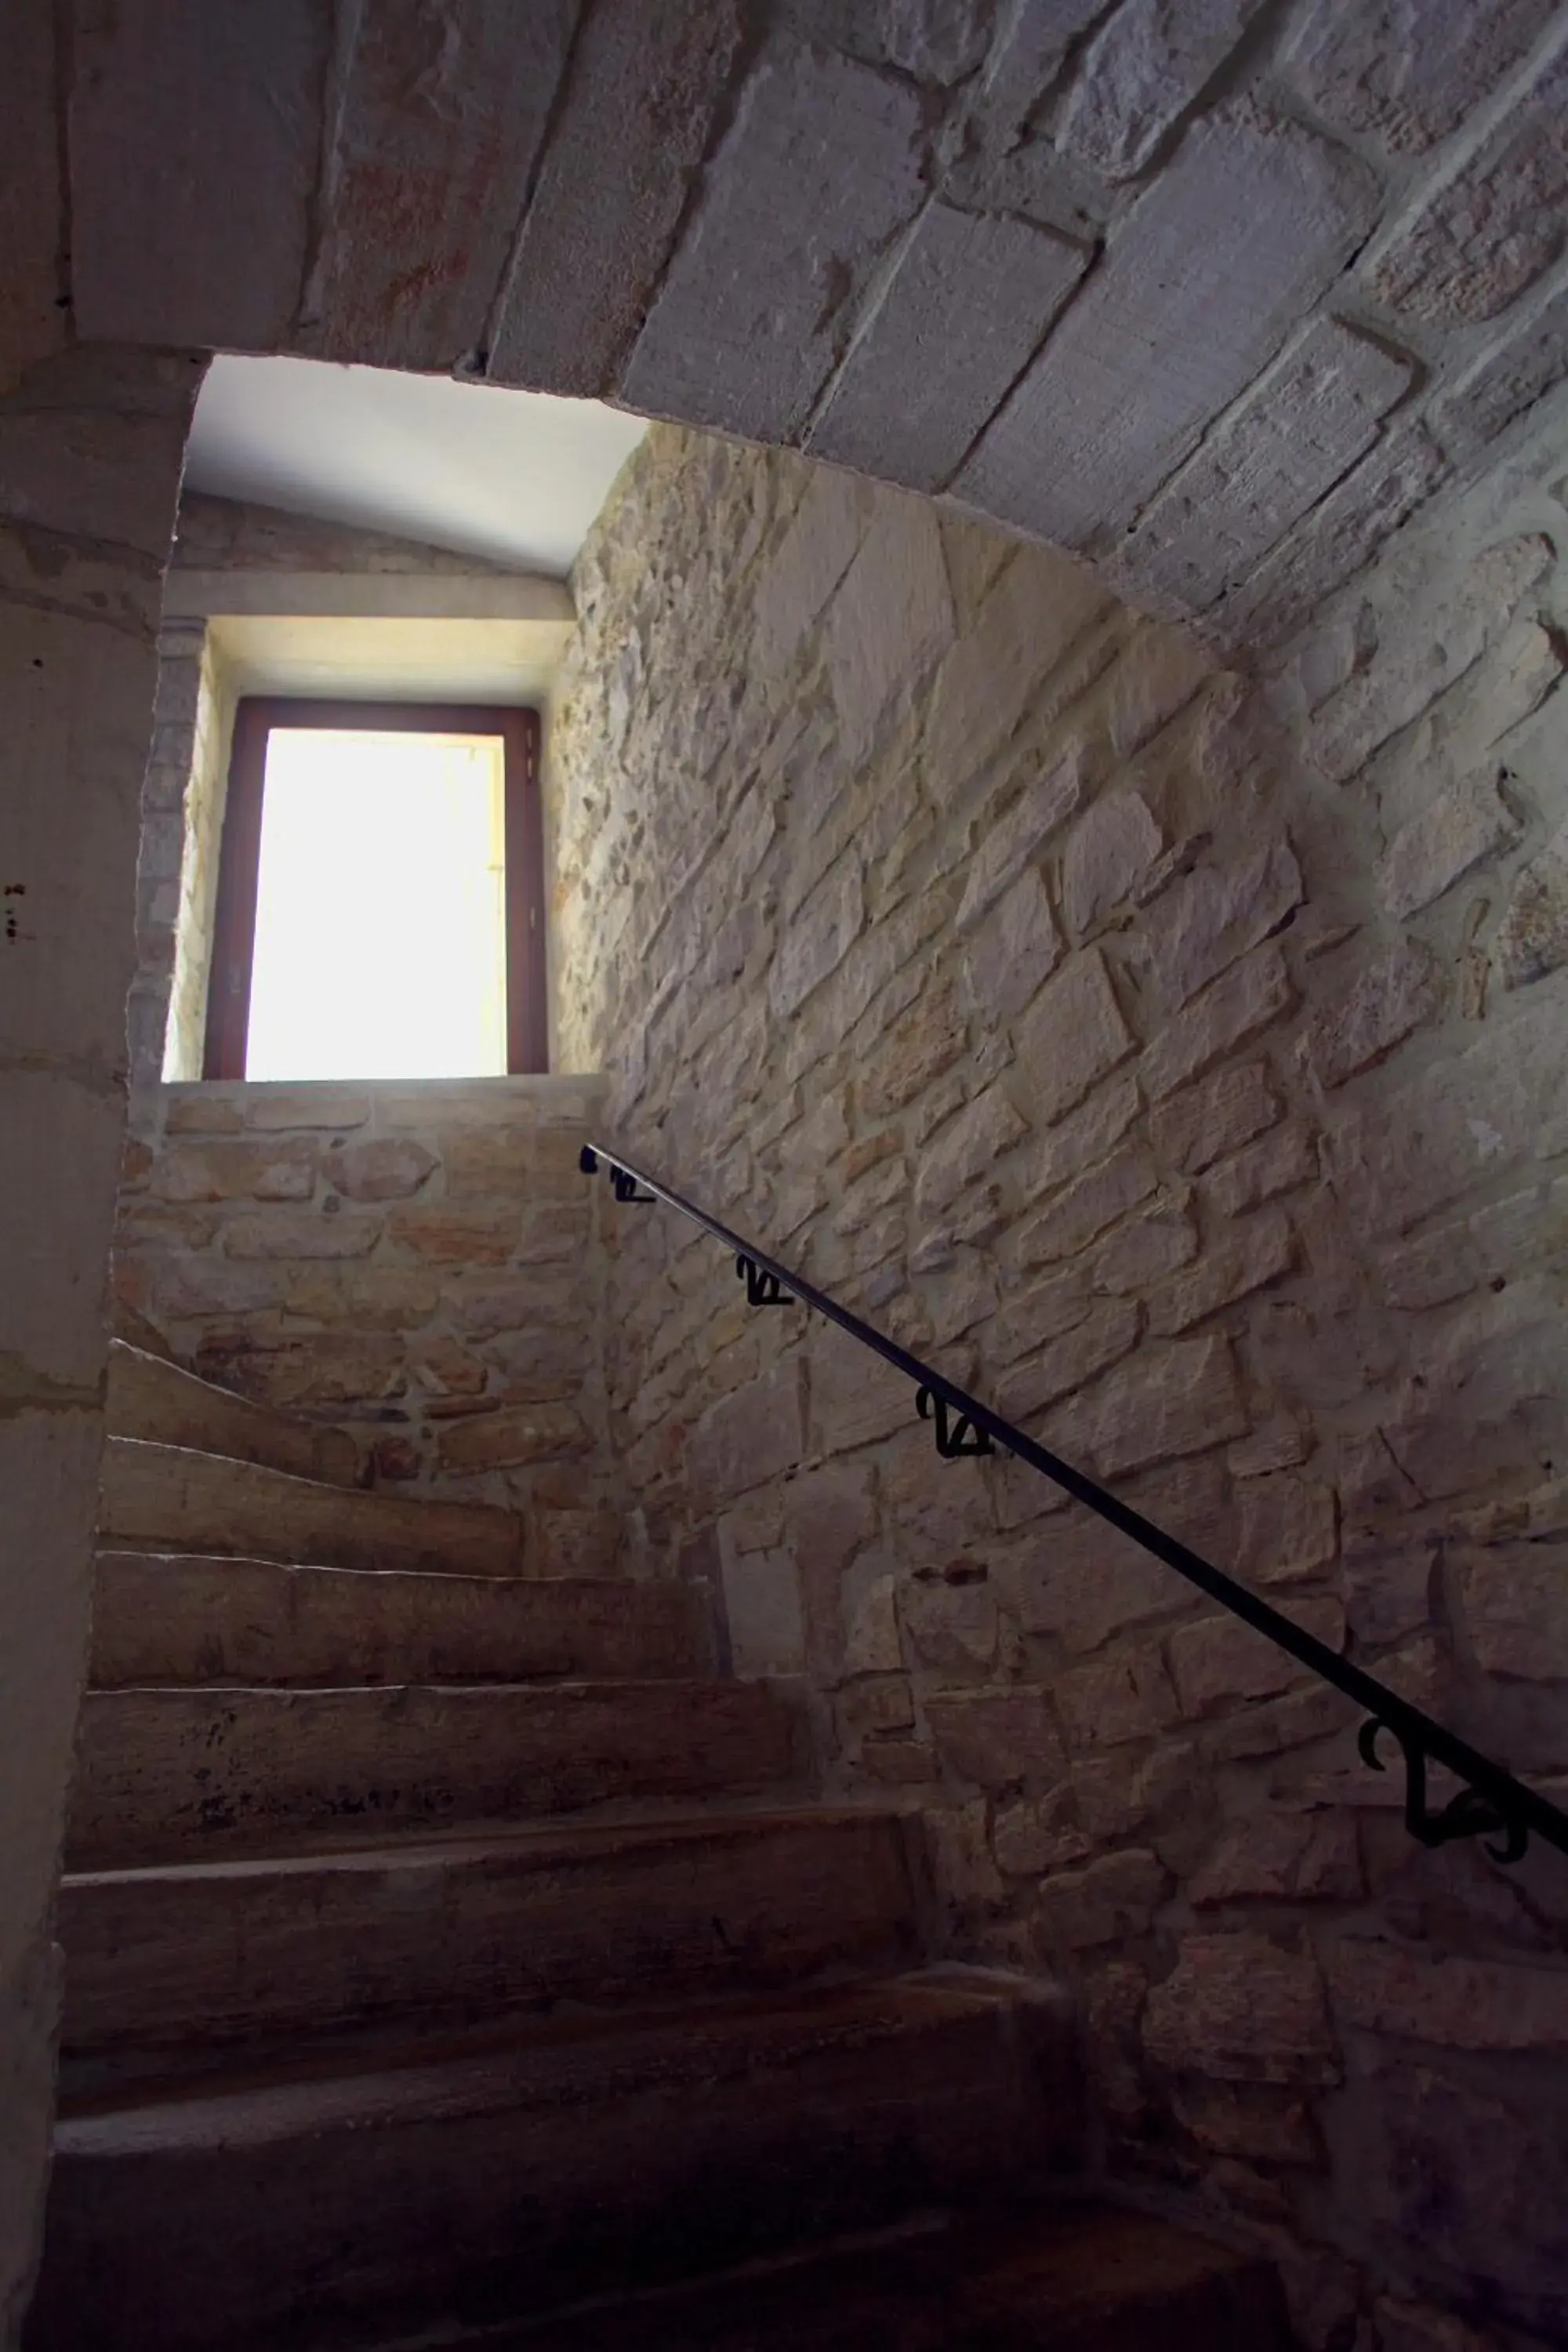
13;0;1568;649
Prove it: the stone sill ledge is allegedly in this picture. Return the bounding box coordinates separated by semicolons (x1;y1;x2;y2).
130;1073;608;1139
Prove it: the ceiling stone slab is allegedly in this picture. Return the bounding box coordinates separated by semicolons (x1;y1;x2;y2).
489;0;747;399
301;0;579;370
808;202;1087;492
622;41;928;443
952;103;1381;554
70;0;329;352
1109;319;1415;618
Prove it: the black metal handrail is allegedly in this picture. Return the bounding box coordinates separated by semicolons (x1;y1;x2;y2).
583;1142;1568;1868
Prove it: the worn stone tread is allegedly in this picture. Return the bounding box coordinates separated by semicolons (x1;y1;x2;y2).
89;1552;705;1689
106;1339;361;1486
58;1806;921;2072
450;2200;1291;2350
31;1973;1076;2352
99;1436;525;1577
67;1678;803;1867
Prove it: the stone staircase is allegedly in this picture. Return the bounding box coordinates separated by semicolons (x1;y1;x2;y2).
27;1345;1291;2350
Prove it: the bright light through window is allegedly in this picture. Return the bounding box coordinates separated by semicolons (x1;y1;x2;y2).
244;729;507;1080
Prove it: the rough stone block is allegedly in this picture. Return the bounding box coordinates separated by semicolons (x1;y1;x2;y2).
622;42;927;440
996;1297;1142;1421
924;1687;1066;1788
323;1138;438;1203
931;544;1110;789
824;490;956;763
491;0;745;394
1326;1939;1568;2049
1142;943;1295;1101
1381;768;1523;927
993;1793;1091;1877
862;989;969;1119
1149;1207;1296;1336
1204;1122;1316;1218
1015;1145;1157;1269
307;1;576;368
1150;1059;1279;1174
1370;45;1568;325
1025;1073;1142;1198
960;866;1063;1023
1217;423;1448;650
435;1403;591;1472
1498;818;1568;988
1167;1595;1345;1718
1149;839;1303;1012
954;105;1377;552
223;1211;383;1261
1054;1640;1182;1748
690;1361;807;1499
1061;791;1164;938
1286;0;1558;155
151;1138;317;1205
195;1333;407;1410
242;1087;372;1132
900;1575;998;1671
70;0;328;348
1062;0;1269;180
1300;937;1443;1086
1116;318;1414;613
810;201;1086;489
915;1083;1027;1214
385;1206;517;1265
1191;1813;1360;1904
770;853;863;1019
952;743;1092;928
790;0;1000;85
1035;1848;1170;1950
1144;1933;1340;2083
1326;983;1568;1233
1057;1334;1249;1478
1236;1473;1337;1587
1453;1541;1568;1681
1014;949;1137;1127
723;1544;807;1676
753;468;873;679
1094;1206;1198;1291
1432;279;1568;459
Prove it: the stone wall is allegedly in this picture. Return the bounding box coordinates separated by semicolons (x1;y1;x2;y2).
115;1077;625;1568
551;417;1568;2347
0;345;200;2336
136;616;235;1085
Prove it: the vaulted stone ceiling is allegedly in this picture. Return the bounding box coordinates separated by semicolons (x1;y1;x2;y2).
9;0;1568;644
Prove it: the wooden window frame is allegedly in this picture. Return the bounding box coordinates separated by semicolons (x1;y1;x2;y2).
202;698;547;1081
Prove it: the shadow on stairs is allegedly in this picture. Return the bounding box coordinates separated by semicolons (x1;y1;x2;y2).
25;1347;1292;2351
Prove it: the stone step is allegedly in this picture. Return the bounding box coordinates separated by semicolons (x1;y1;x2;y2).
107;1338;359;1487
89;1552;706;1689
446;2203;1290;2351
59;1808;921;2082
100;1436;525;1577
67;1679;803;1869
28;1973;1076;2352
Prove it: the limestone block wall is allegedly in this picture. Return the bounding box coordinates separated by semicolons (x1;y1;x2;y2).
114;1078;625;1570
0;346;200;2338
135;616;234;1085
551;419;1568;2347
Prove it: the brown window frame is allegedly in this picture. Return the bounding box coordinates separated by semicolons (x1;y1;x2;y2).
202;698;547;1081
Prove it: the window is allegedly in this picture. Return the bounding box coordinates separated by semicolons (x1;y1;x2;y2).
203;699;546;1080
